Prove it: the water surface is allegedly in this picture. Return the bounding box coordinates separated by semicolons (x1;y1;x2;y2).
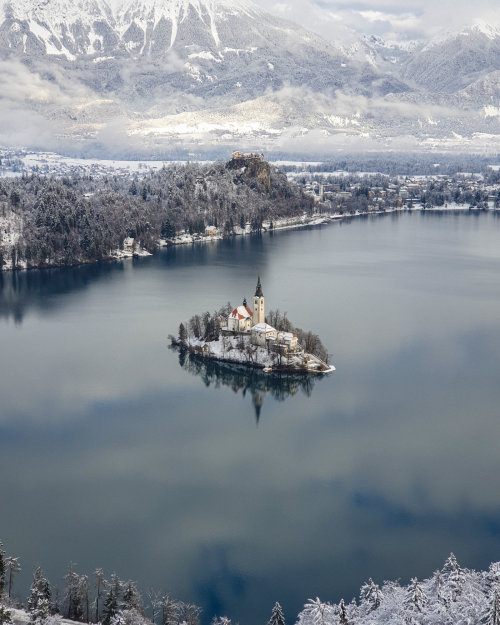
1;212;500;625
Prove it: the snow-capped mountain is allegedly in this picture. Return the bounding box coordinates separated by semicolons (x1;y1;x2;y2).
401;22;500;94
0;0;499;155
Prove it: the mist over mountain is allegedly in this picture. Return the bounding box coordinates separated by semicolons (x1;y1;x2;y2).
0;0;499;157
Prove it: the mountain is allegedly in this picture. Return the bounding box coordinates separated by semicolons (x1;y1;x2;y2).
401;22;500;96
0;0;499;156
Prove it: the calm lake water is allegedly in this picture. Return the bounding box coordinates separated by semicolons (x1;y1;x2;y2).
1;211;500;625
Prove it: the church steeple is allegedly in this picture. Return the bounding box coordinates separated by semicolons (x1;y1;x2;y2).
252;276;265;325
255;276;263;298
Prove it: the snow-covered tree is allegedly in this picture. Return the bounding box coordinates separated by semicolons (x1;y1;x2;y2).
27;567;51;625
0;605;13;625
210;617;231;625
441;553;466;602
360;578;384;612
64;563;84;622
5;557;21;599
110;609;149;625
268;602;285;625
298;598;335;625
404;578;427;613
94;569;106;623
485;588;500;625
160;595;179;625
122;582;143;614
102;575;122;625
177;602;201;625
338;599;348;625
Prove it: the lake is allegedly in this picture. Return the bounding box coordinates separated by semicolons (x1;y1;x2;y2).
1;211;500;625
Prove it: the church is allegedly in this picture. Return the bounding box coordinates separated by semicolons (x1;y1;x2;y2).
226;278;298;351
227;276;266;332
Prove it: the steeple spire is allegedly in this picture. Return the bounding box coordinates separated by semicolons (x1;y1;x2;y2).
255;276;263;298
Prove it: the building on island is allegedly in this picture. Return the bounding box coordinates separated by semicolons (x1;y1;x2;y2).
227;300;253;332
252;276;265;325
225;277;299;353
251;322;277;347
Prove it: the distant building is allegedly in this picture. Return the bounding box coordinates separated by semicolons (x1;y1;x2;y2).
205;225;218;236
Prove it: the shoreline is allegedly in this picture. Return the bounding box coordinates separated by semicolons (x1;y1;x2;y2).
170;336;335;375
1;203;496;273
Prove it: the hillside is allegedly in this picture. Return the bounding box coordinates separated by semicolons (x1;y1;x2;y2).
0;156;315;270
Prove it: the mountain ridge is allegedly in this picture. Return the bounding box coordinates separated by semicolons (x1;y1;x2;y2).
0;0;499;155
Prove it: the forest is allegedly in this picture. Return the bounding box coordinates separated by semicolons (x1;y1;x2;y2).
0;160;315;271
2;540;500;625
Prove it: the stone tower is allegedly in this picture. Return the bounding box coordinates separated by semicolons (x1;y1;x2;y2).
253;276;265;325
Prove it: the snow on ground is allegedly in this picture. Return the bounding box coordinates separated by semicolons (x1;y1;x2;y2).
184;335;334;373
0;210;23;247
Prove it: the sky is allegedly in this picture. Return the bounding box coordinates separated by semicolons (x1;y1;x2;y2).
254;0;500;42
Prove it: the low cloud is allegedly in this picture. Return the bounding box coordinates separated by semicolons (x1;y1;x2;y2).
259;0;500;42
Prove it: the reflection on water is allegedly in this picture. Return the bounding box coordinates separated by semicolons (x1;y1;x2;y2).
0;261;124;323
175;349;321;422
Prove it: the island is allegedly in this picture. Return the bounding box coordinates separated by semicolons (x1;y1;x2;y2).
170;278;335;374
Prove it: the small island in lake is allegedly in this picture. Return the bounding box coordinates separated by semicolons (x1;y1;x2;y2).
170;277;335;374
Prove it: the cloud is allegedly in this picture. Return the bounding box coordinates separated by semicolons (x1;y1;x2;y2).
256;0;500;42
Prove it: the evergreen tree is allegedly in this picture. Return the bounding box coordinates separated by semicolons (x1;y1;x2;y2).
486;588;500;625
338;599;348;625
404;578;427;613
27;567;51;625
64;563;84;621
122;581;143;613
102;575;121;625
442;553;465;602
268;602;285;625
5;557;21;599
178;323;187;345
360;578;383;612
94;568;105;623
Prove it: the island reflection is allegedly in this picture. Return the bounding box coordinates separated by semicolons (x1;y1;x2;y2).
175;348;323;422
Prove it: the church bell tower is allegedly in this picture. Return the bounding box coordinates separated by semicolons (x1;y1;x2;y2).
253;276;265;325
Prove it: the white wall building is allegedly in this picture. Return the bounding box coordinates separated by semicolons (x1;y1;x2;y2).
251;322;277;347
227;303;253;332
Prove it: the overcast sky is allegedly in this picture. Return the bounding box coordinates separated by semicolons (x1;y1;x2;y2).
254;0;500;42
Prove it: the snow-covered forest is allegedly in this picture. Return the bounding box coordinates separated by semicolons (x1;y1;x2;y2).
0;160;315;271
2;539;500;625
